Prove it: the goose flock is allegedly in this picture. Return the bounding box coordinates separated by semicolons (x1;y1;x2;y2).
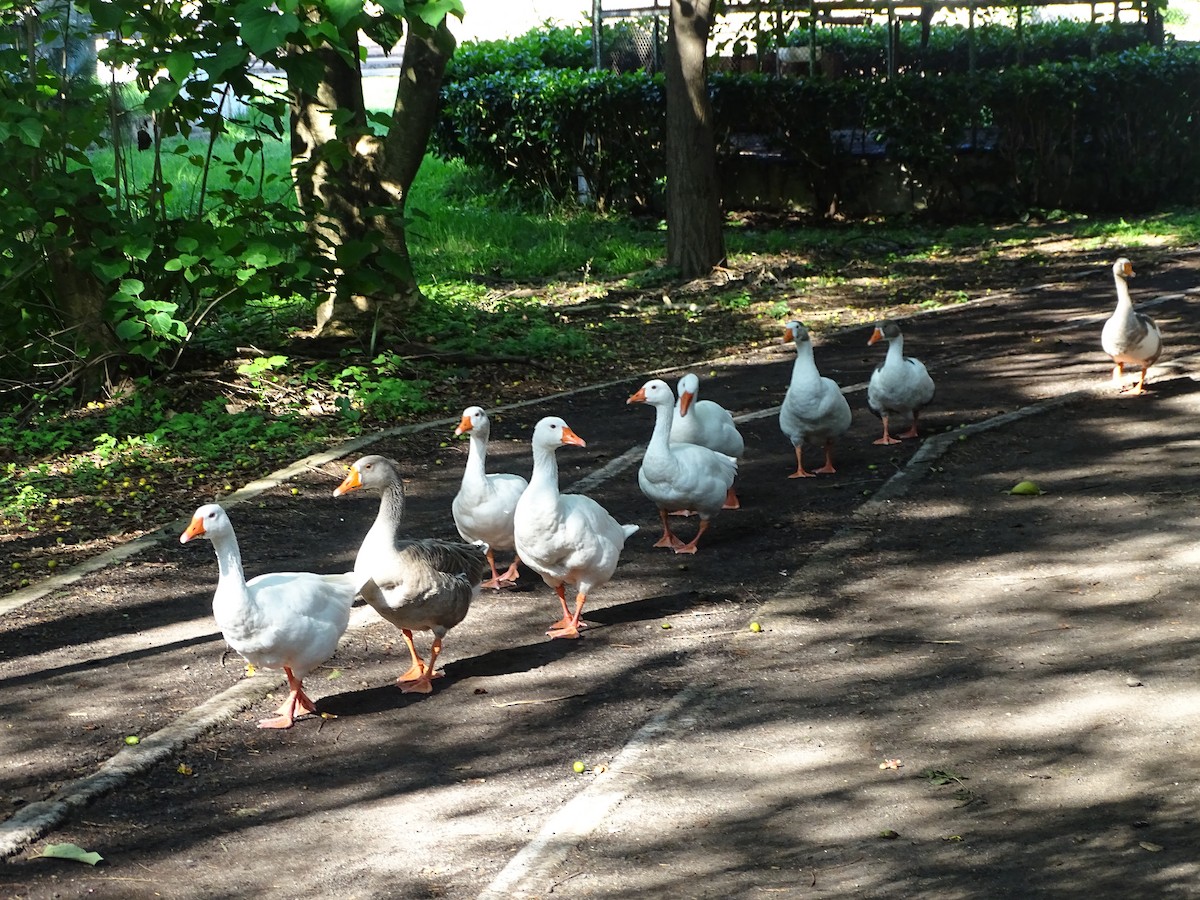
180;258;1163;727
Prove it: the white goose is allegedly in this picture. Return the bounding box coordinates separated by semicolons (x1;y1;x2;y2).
1101;257;1162;394
512;416;638;639
180;503;356;729
453;406;528;588
867;320;936;445
779;321;852;477
334;455;488;693
628;378;737;554
672;372;744;509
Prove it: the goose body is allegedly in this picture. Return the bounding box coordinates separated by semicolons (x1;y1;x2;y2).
779;321;852;477
866;320;935;445
512;416;638;639
671;372;743;509
1101;257;1162;394
629;379;738;554
180;503;356;729
453;406;528;587
334;455;488;693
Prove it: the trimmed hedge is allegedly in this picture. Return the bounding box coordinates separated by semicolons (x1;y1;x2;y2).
434;44;1200;217
786;20;1152;78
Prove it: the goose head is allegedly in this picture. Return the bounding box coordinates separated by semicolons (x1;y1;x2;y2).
868;320;902;346
180;503;230;544
627;378;675;410
674;373;701;416
784;320;810;345
455;405;489;437
1113;258;1135;280
333;454;397;497
532;416;586;452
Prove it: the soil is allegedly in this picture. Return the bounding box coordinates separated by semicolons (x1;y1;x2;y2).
1;246;1199;898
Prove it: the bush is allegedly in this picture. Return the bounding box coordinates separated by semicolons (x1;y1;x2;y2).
786;20;1150;77
434;69;664;212
438;33;1200;218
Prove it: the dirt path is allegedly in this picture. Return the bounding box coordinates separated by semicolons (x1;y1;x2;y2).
1;254;1198;898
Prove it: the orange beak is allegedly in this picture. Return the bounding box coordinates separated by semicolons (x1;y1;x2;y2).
333;466;362;497
627;387;647;404
678;391;695;417
180;516;206;544
454;415;473;436
868;327;884;345
784;326;795;343
1123;261;1135;277
560;425;586;448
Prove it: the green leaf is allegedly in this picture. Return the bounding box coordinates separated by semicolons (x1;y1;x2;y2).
16;118;42;147
413;0;463;27
203;42;250;80
165;49;195;85
93;259;130;282
144;80;182;112
238;5;301;56
87;0;124;31
324;0;364;29
39;843;103;866
114;320;146;340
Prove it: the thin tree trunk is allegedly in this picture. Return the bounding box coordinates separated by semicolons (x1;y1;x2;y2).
289;22;453;339
664;0;725;278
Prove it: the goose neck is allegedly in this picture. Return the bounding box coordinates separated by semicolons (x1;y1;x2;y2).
208;530;249;594
371;481;406;535
465;432;489;476
649;399;674;450
1114;273;1133;309
789;341;819;384
528;444;561;493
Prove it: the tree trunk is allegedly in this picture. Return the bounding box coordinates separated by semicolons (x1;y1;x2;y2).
289;22;453;338
664;0;725;279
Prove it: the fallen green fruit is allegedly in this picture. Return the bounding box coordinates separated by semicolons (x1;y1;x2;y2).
749;622;762;633
1009;480;1043;496
572;760;585;773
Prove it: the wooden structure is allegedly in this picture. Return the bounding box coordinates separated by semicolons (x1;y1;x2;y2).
591;0;1156;76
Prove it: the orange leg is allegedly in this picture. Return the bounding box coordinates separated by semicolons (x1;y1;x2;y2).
873;416;901;446
481;549;503;590
1111;362;1125;385
546;584;576;635
673;519;711;555
722;487;740;510
896;412;921;440
653;509;686;550
395;628;439;690
813;439;838;474
548;591;587;639
788;445;816;478
497;556;522;584
259;667;313;729
1132;366;1150;395
399;635;444;694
